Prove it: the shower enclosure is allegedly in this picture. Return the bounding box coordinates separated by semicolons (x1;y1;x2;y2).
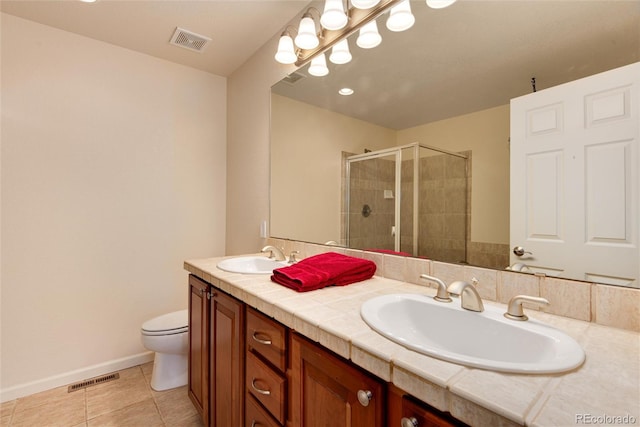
343;142;469;264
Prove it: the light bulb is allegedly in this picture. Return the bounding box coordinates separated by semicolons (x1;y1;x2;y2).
426;0;457;9
329;39;352;64
275;34;297;64
308;53;329;77
356;20;382;49
387;0;415;32
351;0;380;9
295;15;319;49
320;0;348;31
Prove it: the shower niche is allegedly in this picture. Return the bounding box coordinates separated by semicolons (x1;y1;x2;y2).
343;143;470;264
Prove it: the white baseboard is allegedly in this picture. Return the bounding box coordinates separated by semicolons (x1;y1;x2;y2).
0;351;155;403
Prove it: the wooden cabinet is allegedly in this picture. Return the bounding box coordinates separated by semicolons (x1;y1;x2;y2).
210;289;245;427
189;275;466;427
245;307;288;426
289;332;385;427
188;274;210;424
187;275;244;427
388;384;467;427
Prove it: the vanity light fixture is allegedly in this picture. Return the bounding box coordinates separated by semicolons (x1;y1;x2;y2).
320;0;349;31
275;0;452;67
295;10;321;50
356;20;382;49
339;87;355;95
426;0;457;9
386;0;415;32
308;53;330;76
275;29;298;64
351;0;381;9
329;39;352;64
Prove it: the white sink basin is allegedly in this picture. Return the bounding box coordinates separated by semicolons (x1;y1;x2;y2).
360;293;585;374
217;256;288;274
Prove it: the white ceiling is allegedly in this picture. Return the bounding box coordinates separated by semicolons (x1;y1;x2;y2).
0;0;310;77
2;0;639;128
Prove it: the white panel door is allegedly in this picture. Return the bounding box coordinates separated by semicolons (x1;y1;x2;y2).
510;62;639;287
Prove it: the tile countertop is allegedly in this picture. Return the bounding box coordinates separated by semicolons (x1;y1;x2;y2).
184;256;640;427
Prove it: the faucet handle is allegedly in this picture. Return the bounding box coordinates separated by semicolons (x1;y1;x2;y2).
419;274;452;303
288;250;300;264
504;295;550;321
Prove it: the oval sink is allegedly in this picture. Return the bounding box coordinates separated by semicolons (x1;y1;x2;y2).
217;256;288;274
360;293;585;374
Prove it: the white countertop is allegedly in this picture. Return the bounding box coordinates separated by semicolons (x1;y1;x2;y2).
184;255;640;427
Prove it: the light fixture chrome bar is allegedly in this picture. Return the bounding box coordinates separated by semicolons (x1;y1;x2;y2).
295;0;405;66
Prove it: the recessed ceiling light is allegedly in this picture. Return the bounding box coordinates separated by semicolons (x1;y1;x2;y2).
339;88;354;96
79;0;98;3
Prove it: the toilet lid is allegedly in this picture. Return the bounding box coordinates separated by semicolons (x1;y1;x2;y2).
142;309;188;335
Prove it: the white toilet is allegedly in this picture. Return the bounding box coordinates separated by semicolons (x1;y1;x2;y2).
141;309;189;391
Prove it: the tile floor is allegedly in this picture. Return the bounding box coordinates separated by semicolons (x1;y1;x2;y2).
0;363;204;427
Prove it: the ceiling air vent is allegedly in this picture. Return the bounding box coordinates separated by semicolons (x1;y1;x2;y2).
282;71;306;86
170;27;211;53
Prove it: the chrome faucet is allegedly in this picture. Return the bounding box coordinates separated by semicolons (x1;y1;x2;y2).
504;295;550;321
447;281;484;312
419;274;452;302
288;250;300;264
261;245;286;261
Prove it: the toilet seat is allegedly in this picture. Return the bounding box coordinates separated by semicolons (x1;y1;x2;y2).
142;309;188;336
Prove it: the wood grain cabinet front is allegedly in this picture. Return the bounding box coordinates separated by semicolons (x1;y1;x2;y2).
289;332;385;427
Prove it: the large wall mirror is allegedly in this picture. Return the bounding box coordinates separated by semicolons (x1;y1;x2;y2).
270;0;640;286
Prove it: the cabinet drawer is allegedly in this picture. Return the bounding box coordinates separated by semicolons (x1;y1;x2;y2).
246;351;286;424
246;307;287;372
245;393;281;427
402;396;466;427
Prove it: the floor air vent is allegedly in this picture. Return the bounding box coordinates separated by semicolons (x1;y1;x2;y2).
170;27;211;53
68;372;120;393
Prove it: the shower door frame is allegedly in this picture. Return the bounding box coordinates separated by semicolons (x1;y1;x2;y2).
345;148;402;252
345;142;469;256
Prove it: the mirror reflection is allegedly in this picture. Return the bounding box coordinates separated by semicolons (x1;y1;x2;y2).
270;0;639;286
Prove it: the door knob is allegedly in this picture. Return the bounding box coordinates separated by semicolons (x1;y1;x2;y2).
401;417;419;427
513;246;533;257
357;390;373;407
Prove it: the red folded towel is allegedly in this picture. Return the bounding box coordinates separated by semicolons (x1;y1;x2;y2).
271;252;377;292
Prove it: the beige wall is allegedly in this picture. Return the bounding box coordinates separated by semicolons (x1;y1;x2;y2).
270;94;396;244
397;105;510;244
1;14;227;399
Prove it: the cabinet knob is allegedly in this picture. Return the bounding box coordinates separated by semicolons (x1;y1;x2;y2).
401;417;419;427
251;378;271;396
357;390;373;407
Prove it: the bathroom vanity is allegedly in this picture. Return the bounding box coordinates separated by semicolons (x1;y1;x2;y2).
185;254;640;427
187;272;463;427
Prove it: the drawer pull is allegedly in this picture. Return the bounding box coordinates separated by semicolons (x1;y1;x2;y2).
252;332;273;346
401;417;419;427
251;378;272;396
251;422;261;427
357;390;373;407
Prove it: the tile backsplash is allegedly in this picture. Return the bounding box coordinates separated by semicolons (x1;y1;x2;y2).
265;238;640;332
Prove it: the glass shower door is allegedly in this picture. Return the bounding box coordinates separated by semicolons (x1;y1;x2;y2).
346;151;400;252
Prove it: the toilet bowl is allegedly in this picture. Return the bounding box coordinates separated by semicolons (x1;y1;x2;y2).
141;309;189;391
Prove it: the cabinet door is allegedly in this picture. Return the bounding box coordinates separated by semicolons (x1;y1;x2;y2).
188;275;210;425
290;333;384;427
211;290;245;427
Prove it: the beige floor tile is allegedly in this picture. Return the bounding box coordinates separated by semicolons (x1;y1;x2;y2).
14;385;81;413
86;367;152;420
1;400;16;426
10;390;86;427
87;398;163;427
154;386;199;427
